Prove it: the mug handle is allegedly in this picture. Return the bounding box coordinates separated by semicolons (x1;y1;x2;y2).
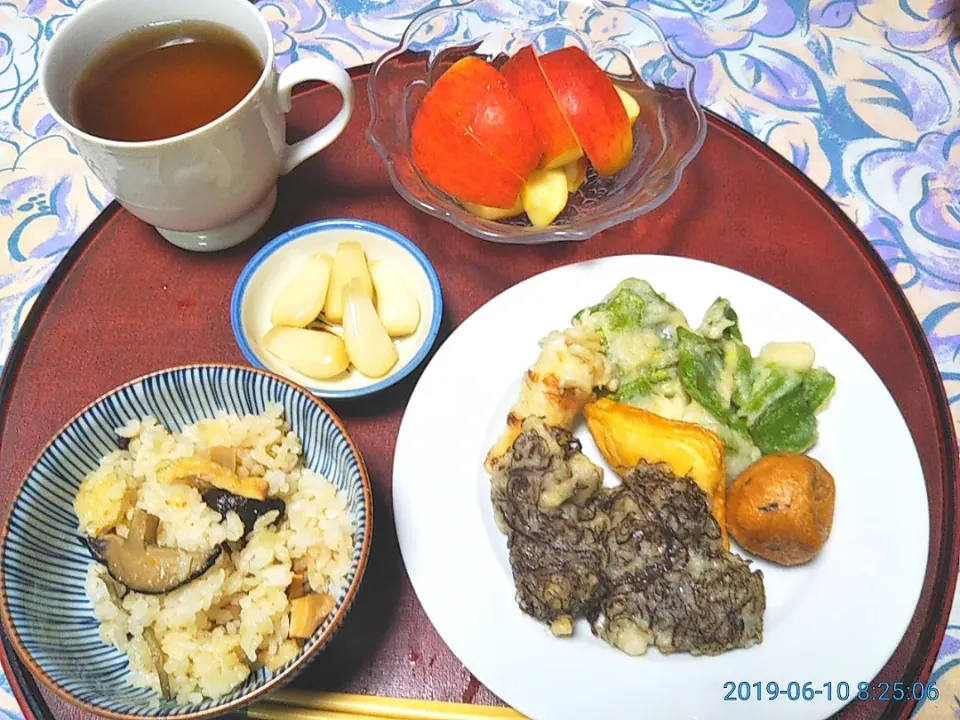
276;57;355;175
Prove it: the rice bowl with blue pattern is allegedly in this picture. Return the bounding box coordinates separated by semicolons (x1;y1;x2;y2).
0;364;372;720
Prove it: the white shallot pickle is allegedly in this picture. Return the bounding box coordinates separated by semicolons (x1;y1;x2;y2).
262;326;349;379
271;252;333;328
369;260;420;337
341;278;398;378
324;241;373;323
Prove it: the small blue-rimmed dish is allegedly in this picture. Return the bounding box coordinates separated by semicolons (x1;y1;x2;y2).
232;220;443;399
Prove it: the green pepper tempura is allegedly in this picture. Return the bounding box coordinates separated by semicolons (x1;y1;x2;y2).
572;280;836;480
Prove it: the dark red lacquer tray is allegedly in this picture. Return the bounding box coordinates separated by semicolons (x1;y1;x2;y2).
0;64;956;720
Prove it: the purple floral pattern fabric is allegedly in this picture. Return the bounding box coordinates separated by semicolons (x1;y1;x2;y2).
0;0;958;716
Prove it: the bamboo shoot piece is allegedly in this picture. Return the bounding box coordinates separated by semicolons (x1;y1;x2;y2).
289;593;336;639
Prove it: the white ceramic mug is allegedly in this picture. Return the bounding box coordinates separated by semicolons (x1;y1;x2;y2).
39;0;354;252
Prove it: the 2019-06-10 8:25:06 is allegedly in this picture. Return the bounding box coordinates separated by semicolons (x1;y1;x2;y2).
723;681;941;702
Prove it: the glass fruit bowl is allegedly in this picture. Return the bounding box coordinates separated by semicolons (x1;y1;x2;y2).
366;0;707;245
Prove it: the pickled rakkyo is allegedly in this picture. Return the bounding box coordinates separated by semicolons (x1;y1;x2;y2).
271;252;333;328
324;241;373;323
262;326;349;380
369;260;420;337
342;278;398;378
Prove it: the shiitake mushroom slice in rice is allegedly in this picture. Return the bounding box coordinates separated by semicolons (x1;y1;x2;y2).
81;509;221;595
201;488;285;536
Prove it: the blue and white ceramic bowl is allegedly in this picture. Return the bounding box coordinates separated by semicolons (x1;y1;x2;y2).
0;365;373;720
231;219;443;400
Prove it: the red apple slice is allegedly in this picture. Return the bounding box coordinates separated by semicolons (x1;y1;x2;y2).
501;46;583;170
428;56;543;181
412;91;526;209
539;47;633;177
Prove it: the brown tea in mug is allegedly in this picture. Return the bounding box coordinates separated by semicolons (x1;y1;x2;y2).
72;20;264;142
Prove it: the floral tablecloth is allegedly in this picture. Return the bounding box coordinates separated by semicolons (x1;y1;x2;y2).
1;0;958;717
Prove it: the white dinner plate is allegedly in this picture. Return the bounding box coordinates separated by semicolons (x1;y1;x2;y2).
392;255;929;720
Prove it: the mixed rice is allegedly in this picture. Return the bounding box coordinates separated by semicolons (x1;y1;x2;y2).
75;403;354;703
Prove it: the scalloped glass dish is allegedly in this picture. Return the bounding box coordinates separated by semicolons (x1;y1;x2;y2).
366;0;707;245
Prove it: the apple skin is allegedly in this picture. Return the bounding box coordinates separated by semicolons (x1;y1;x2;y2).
500;46;583;170
539;47;633;177
411;90;527;209
426;56;543;181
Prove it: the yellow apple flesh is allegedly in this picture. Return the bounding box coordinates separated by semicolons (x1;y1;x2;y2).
461;196;524;220
615;86;641;124
563;157;588;193
521;168;569;227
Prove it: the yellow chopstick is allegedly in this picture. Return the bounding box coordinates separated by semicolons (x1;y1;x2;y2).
247;690;528;719
246;702;372;720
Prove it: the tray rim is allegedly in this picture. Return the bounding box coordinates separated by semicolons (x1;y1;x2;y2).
0;61;956;720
